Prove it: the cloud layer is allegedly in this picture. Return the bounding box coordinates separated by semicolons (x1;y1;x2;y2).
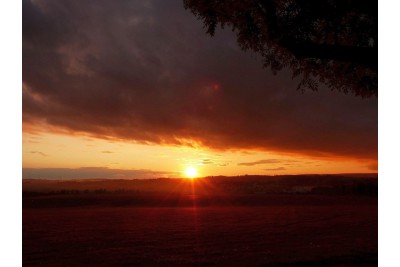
23;167;175;179
23;0;377;161
238;159;297;166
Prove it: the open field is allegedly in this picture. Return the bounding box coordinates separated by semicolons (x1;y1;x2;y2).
23;176;377;266
23;197;377;266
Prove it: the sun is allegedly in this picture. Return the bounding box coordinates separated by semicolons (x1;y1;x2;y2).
185;166;198;179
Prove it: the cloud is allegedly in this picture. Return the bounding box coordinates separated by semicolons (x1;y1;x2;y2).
200;158;230;166
238;159;299;166
29;151;48;157
101;150;114;154
263;167;286;171
22;167;176;179
201;159;213;165
367;162;378;171
22;0;377;161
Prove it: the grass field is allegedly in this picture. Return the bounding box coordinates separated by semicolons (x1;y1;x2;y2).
23;196;377;266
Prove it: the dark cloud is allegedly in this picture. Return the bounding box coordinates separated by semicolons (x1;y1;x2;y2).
22;167;176;179
29;151;48;157
22;0;377;161
101;151;114;154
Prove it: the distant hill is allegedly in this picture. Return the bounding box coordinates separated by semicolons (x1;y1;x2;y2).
23;174;377;196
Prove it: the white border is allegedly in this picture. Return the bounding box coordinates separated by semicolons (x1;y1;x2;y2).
0;0;22;266
379;0;400;266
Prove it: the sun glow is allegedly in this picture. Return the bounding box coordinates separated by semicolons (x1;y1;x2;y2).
185;166;198;179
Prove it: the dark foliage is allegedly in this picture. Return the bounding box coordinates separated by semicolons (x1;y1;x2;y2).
184;0;377;97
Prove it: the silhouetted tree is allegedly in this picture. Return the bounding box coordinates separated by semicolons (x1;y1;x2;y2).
184;0;377;97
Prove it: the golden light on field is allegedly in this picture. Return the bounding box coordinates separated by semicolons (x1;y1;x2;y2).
185;166;198;179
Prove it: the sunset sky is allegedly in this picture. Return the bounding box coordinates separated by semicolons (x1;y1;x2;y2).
22;0;377;179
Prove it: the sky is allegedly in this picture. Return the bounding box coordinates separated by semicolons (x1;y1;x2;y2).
22;0;378;179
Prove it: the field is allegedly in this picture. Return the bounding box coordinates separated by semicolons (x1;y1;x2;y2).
23;176;377;266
